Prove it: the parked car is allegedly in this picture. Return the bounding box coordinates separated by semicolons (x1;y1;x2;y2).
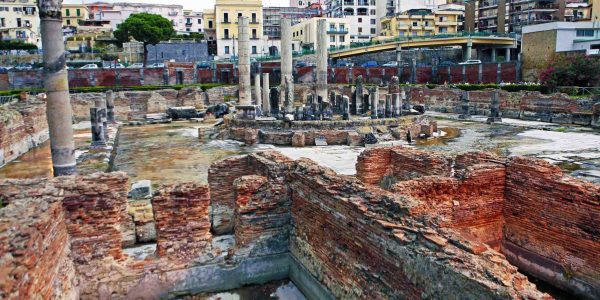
360;61;378;68
458;59;482;65
128;63;144;68
106;63;126;69
334;60;353;67
148;63;165;68
14;64;33;71
382;61;397;67
197;61;210;69
80;64;99;69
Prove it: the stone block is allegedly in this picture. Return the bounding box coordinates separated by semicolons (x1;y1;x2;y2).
291;132;306;147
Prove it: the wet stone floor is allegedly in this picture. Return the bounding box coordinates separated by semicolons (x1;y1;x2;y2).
183;280;306;300
2;117;600;185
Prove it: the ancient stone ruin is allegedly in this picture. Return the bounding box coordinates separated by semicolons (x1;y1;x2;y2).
1;147;598;299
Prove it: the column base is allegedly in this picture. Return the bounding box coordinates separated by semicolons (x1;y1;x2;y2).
53;164;77;176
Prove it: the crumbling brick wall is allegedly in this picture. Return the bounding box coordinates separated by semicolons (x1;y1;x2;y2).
289;158;548;299
0;179;77;300
59;173;129;264
503;157;600;299
0;100;48;166
392;155;506;249
152;183;211;259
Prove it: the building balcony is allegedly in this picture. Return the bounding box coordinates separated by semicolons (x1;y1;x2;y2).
436;21;458;26
185;22;193;27
222;36;231;40
221;20;231;24
423;26;435;31
327;29;349;34
250;19;260;24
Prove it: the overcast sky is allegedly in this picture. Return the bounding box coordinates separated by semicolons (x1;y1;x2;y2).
65;0;291;11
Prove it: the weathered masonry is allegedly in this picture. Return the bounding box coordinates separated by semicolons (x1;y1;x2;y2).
1;148;598;299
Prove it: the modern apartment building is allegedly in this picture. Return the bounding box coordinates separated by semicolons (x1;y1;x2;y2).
522;21;600;80
292;17;351;49
203;9;217;55
87;2;184;31
62;3;90;27
378;8;463;39
290;0;320;8
263;6;322;39
213;0;264;59
0;0;40;46
183;10;204;33
324;0;380;42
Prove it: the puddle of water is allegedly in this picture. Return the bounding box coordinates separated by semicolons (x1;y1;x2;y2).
0;128;91;180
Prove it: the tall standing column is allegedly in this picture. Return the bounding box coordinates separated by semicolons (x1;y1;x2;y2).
370;87;379;119
262;73;270;116
316;19;328;103
39;0;76;176
254;73;261;106
237;16;251;105
106;89;116;123
280;18;294;114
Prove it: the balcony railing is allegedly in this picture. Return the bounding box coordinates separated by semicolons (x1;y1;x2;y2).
327;29;349;34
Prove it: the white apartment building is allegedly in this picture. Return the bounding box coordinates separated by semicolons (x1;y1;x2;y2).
292;17;351;49
87;2;184;31
324;0;379;42
183;10;204;34
0;0;40;46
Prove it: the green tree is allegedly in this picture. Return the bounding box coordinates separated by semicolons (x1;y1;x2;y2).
113;13;174;66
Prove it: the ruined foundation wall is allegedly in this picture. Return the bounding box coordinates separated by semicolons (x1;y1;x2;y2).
0;179;77;300
288;158;548;299
503;157;600;299
152;183;211;259
0;100;48;166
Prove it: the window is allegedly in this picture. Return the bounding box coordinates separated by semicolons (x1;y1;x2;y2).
358;27;362;33
76;8;80;16
252;46;257;54
358;18;362;23
370;19;376;25
339;35;345;42
65;9;70;16
252;12;257;22
16;18;21;27
252;28;257;38
370;9;375;15
223;12;229;23
425;21;430;26
576;29;594;37
370;28;376;34
238;12;242;19
330;35;335;42
225;46;230;54
186;28;190;31
412;21;418;26
224;28;229;38
66;19;71;25
198;19;202;24
209;20;213;28
439;27;448;33
0;18;4;27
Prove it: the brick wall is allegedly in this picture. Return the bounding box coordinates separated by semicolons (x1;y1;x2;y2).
503;157;600;298
59;173;129;264
289;157;548;299
152;183;211;259
0;100;48;166
0;178;77;299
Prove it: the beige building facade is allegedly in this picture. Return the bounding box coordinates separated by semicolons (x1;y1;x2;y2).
378;8;463;40
292;17;350;50
0;0;40;46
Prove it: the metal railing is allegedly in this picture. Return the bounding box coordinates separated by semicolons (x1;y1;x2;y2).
0;96;16;106
555;86;600;97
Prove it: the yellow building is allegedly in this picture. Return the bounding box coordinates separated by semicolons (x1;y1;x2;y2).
378;9;463;40
0;0;40;46
592;0;600;22
62;3;89;27
213;0;263;58
292;17;351;49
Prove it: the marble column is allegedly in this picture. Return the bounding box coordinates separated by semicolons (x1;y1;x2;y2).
95;97;108;139
280;18;294;114
40;0;76;175
385;94;392;118
370;87;379;119
254;73;261;106
316;19;328;103
393;93;401;117
342;95;350;120
106;89;116;123
262;73;270;116
237;16;251;105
